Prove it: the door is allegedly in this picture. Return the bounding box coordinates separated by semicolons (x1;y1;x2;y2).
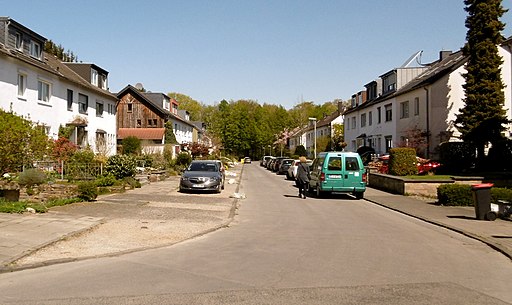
343;156;363;189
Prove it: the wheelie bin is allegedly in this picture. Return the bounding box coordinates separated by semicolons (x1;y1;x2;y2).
471;183;494;221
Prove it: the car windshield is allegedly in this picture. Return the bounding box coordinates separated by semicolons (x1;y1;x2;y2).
189;162;218;172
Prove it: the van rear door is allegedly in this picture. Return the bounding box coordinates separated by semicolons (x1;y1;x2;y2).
343;156;363;189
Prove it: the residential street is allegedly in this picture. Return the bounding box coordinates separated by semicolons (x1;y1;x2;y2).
0;164;511;305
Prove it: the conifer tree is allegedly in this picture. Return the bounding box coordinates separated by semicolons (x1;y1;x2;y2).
455;0;509;167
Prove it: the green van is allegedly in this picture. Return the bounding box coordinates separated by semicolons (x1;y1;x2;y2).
308;151;367;199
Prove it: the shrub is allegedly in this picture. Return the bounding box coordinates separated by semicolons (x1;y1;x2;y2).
487;139;512;171
437;184;473;206
69;148;95;163
18;168;46;187
77;181;98;201
389;148;417;176
491;187;512;204
122;136;141;155
438;142;476;172
95;174;117;187
176;152;192;166
123;176;141;189
105;155;137;179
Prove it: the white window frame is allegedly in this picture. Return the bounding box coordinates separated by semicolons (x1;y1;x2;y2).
17;73;27;99
15;32;22;50
30;40;42;59
385;104;392;122
96;101;104;117
37;80;51;103
414;97;420;116
91;69;98;86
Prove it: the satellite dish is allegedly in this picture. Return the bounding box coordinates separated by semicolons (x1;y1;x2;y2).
134;83;144;91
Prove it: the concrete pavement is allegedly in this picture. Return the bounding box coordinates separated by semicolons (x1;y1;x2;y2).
0;183;511;273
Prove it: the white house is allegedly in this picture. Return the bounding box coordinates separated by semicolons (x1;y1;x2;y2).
344;40;512;159
0;17;117;156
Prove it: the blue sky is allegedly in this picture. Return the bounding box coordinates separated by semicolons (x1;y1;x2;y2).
4;0;512;109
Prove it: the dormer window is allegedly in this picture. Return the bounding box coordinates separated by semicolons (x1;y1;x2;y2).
382;72;397;94
30;40;42;59
91;69;98;86
15;32;22;50
99;74;107;90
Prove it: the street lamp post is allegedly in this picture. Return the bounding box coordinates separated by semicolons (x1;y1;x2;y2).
309;117;317;158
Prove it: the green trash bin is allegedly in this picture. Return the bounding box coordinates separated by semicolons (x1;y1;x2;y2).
471;183;494;221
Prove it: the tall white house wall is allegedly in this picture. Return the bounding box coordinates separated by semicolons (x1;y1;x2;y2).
0;55;117;155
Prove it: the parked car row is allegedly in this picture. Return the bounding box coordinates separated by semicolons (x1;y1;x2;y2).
264;152;367;199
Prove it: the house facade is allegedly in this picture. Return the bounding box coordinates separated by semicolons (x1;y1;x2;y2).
116;85;196;154
344;42;512;159
0;17;117;156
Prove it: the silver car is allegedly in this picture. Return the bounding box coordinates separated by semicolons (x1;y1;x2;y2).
179;160;224;193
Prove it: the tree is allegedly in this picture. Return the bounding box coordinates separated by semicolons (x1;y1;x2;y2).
122;136;141;155
294;145;307;157
168;92;203;121
44;40;78;62
331;123;346;151
0;109;50;173
455;0;509;168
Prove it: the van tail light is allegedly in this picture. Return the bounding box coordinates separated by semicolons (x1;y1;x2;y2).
362;172;367;183
320;172;326;182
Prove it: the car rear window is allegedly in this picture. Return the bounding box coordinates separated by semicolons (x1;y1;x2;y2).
327;157;342;171
345;157;360;171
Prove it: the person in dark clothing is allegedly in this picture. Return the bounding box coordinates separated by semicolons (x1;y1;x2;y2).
296;156;310;199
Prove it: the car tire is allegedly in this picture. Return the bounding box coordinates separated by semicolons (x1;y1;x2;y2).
316;185;322;198
354;192;364;200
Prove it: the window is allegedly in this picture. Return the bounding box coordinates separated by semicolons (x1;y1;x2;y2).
385;104;392;122
78;93;88;113
96;101;104;117
17;74;26;98
99;74;107;90
385;136;393;152
148;119;153;126
351;116;356;129
377;107;381;124
137;119;141;127
91;69;98;86
414;97;420;116
345;157;360;171
37;80;50;102
368;111;373;126
30;41;41;59
361;113;366;127
400;101;409;119
15;33;22;49
67;89;73;110
327;157;342;171
153;119;157;126
127;103;133;113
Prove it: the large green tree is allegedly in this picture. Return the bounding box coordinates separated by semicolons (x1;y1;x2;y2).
0;109;51;173
455;0;509;167
167;92;203;121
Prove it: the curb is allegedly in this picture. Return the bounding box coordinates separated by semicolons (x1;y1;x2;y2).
364;198;512;261
0;165;246;274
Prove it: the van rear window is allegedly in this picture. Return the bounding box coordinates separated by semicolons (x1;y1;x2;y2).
345;157;360;171
327;157;342;170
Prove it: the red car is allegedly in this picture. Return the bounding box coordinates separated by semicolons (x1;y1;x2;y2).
376;155;440;175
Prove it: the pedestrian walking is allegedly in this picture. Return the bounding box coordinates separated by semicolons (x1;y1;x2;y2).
296;156;311;199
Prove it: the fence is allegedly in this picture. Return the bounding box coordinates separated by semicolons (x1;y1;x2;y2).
32;161;103;181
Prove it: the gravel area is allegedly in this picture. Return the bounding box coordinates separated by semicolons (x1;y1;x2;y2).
15;167;242;265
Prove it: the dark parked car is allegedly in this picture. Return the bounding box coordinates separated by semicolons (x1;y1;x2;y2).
272;157;289;172
278;158;294;175
179;160;224;193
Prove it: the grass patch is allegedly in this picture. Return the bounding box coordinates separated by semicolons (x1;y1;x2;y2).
0;197;83;213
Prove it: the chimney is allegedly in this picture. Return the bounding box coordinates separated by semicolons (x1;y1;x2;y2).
439;50;452;61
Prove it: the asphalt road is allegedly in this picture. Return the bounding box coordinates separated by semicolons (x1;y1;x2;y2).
0;164;511;305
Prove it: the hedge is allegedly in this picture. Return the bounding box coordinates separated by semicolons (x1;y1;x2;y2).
389;147;417;176
437;184;512;206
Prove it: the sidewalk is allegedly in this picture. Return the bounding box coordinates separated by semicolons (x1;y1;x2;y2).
365;187;512;260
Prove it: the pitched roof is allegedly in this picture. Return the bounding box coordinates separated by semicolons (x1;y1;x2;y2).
117;85;171;118
117;128;165;140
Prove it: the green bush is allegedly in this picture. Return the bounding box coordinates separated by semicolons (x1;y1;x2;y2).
122;136;141;155
105;154;137;179
18;168;46;187
123;176;141;189
69;148;95;163
77;181;98;201
389;148;417;176
437;184;473;206
439;142;476;172
95;174;117;187
176;152;192;166
491;187;512;204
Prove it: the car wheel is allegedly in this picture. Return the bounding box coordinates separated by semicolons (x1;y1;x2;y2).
354;192;364;200
316;185;322;198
